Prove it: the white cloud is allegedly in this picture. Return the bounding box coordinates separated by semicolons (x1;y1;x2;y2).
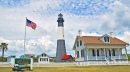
116;31;130;53
0;0;130;57
0;35;56;56
120;0;130;8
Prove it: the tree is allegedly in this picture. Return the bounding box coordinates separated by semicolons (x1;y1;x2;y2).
0;43;8;62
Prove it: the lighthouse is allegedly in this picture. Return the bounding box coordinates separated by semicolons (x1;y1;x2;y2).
56;13;66;62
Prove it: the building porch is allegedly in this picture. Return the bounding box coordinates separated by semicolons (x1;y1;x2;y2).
75;47;128;62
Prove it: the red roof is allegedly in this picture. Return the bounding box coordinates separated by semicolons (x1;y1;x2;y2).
61;55;72;60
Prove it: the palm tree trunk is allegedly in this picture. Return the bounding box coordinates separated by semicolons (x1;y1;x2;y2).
2;49;4;62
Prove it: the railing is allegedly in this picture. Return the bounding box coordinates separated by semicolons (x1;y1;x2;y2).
75;58;84;61
76;56;127;61
87;56;105;61
113;56;127;59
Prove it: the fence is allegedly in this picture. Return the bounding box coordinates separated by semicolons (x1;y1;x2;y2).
75;61;130;66
0;61;130;67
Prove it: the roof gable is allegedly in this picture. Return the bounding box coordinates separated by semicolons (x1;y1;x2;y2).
38;52;50;57
73;36;80;49
100;34;110;43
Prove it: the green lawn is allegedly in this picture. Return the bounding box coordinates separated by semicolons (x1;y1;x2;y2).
0;66;130;72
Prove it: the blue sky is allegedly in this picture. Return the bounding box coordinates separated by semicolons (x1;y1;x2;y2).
0;0;130;57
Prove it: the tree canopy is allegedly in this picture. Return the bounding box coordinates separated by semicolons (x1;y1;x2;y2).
0;43;8;62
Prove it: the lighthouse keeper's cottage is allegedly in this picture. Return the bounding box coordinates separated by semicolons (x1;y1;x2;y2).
73;31;129;63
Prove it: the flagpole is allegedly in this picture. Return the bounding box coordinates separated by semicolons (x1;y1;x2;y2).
24;17;27;55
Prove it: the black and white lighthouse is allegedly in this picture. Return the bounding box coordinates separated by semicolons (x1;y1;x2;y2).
56;13;66;62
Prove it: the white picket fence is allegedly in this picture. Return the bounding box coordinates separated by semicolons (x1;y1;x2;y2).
0;61;130;67
75;61;130;66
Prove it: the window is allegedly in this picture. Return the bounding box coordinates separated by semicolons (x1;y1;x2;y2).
104;36;109;42
58;22;63;26
40;58;42;61
81;50;84;57
77;51;79;58
107;36;109;42
43;58;48;61
112;49;115;56
80;40;82;46
106;49;107;57
92;49;95;56
92;49;99;56
97;49;99;56
109;50;111;56
44;54;46;57
104;37;107;42
77;41;79;47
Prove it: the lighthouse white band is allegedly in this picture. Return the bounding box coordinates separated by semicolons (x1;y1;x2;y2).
58;27;64;39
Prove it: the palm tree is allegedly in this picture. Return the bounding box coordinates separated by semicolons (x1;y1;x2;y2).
0;43;8;62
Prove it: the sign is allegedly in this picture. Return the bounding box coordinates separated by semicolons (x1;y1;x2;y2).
15;58;31;65
12;55;33;70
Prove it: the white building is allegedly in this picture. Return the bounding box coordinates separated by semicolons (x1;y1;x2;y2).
73;31;129;63
38;52;50;63
7;56;16;64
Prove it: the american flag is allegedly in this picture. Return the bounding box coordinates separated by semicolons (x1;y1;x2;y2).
26;18;37;30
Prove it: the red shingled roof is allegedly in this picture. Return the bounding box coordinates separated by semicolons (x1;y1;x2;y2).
61;55;71;60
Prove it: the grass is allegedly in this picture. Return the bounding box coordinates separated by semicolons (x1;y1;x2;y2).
0;66;130;72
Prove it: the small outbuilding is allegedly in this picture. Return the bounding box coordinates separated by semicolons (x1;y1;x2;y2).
61;55;73;62
7;55;16;64
38;52;50;63
25;54;35;58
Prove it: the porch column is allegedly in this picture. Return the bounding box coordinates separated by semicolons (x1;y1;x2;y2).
125;47;128;59
86;48;88;61
95;48;97;60
110;49;113;60
79;50;81;59
118;48;120;60
75;50;76;60
112;49;114;61
103;48;106;60
84;48;86;61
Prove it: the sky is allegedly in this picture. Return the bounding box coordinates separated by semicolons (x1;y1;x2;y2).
0;0;130;57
